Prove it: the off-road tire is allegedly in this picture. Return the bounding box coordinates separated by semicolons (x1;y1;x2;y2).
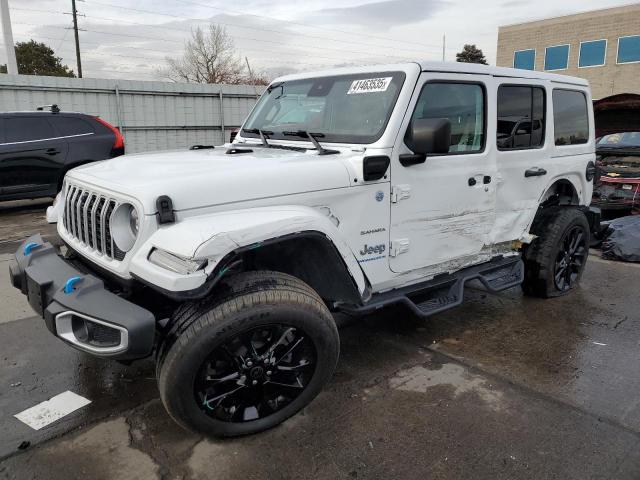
156;271;339;437
522;207;590;298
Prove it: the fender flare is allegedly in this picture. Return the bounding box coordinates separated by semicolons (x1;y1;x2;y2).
129;205;367;300
538;174;587;206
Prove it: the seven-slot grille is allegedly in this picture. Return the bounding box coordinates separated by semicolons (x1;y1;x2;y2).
62;184;126;261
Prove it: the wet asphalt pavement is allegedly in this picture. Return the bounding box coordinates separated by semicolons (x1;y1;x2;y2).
1;205;640;479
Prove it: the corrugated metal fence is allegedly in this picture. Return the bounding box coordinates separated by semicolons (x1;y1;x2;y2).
0;75;261;153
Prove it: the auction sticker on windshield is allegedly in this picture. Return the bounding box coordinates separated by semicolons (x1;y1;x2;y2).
347;77;392;94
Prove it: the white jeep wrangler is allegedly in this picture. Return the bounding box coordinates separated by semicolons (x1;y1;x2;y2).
10;62;600;437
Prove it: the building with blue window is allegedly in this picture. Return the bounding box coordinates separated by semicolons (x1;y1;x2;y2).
497;4;640;99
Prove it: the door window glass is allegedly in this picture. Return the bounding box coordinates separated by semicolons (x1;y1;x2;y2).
56;117;95;136
552;89;589;146
4;117;55;143
497;85;546;150
410;82;485;154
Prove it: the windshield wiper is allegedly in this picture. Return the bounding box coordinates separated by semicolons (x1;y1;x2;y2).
241;128;273;147
282;130;339;155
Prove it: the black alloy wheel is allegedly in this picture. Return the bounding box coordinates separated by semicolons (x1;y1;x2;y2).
156;271;340;437
194;325;317;423
522;207;591;298
553;225;587;292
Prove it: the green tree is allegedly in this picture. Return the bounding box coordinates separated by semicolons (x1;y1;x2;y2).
0;40;75;76
456;44;488;65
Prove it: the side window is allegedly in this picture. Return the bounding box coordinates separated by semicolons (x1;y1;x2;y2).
552;90;589;146
56;117;95;136
497;85;546;150
5;117;55;143
410;82;485;154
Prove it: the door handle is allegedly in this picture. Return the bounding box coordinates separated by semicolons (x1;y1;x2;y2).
525;167;547;178
46;148;61;156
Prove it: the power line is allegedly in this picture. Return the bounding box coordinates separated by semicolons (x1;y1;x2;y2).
14;32;342;73
74;5;424;60
172;0;449;51
83;1;452;54
12;22;414;65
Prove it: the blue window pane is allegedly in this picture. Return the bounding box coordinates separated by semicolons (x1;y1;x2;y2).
579;40;606;67
545;45;570;70
618;35;640;64
514;49;535;70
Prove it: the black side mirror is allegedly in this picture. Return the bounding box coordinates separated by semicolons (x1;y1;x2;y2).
401;118;451;166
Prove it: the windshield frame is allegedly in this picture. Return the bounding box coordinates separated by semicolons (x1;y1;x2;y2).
241;71;407;145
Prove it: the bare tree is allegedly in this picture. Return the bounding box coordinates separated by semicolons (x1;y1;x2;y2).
163;25;248;84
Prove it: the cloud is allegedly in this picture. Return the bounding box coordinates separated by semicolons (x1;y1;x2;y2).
307;0;448;28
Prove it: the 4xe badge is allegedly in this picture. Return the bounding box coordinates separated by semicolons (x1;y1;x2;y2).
375;191;384;202
360;243;386;256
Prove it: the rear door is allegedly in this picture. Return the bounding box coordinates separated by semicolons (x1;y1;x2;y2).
389;73;497;273
492;81;549;243
0;115;69;198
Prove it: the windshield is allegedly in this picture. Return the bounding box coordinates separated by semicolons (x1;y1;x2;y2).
597;132;640;148
242;72;406;144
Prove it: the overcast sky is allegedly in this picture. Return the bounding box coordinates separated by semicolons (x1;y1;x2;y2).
0;0;635;81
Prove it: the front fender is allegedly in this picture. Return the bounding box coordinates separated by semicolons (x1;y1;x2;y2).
129;206;367;295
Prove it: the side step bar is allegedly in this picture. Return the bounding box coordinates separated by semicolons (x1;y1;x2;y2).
340;256;524;319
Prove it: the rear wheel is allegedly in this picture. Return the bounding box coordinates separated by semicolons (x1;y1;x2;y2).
522;207;590;298
156;271;339;437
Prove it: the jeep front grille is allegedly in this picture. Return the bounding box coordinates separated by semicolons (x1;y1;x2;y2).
63;184;126;260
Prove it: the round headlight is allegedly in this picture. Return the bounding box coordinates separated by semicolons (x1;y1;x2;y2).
111;203;139;252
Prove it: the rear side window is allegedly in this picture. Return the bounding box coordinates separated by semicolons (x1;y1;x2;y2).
553;90;589;146
56;117;95;136
4;117;55;143
497;85;545;150
411;82;485;154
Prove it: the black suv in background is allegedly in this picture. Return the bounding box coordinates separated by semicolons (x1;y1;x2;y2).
0;106;124;201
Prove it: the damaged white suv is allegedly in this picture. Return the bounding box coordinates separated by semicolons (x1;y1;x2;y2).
10;62;600;437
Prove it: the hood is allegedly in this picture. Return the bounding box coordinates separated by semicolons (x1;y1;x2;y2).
68;146;354;213
594;94;640;138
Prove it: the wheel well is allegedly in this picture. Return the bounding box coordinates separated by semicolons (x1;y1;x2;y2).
539;179;579;208
216;232;363;306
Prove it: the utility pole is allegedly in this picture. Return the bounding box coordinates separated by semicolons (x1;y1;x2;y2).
442;34;446;62
71;0;82;78
0;0;18;74
245;56;259;97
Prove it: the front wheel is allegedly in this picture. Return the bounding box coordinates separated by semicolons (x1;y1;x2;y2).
156;271;339;437
522;207;590;298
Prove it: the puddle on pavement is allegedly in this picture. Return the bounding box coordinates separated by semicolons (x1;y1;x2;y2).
389;362;503;411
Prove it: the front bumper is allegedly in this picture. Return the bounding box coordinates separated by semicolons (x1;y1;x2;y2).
9;234;155;360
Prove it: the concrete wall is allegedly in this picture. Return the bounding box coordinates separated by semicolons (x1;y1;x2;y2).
497;4;640;99
0;74;261;153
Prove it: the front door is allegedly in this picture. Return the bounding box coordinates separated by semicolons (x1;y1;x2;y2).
389;73;497;273
0;116;68;197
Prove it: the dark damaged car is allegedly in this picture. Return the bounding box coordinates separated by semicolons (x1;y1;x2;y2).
592;132;640;215
592;94;640;216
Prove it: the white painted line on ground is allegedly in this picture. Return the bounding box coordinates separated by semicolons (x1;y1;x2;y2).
14;391;91;430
